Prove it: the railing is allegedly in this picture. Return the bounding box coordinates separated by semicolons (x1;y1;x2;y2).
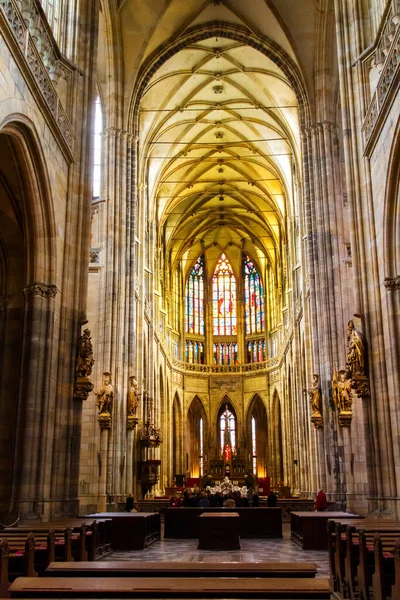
0;0;75;154
362;1;400;148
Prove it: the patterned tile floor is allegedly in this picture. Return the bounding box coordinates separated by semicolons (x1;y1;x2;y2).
101;524;330;578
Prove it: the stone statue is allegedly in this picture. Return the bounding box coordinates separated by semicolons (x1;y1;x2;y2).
128;375;140;417
96;372;114;415
307;374;322;415
337;368;353;412
346;320;366;376
76;329;94;378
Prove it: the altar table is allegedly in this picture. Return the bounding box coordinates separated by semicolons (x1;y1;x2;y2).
198;512;240;550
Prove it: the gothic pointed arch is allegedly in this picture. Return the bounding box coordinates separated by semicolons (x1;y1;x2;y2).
246;394;268;478
172;391;183;477
216;397;237;455
187;395;207;478
129;22;311;133
0;117;57;515
270;389;284;487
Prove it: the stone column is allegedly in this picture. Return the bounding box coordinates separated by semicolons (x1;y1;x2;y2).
12;283;58;519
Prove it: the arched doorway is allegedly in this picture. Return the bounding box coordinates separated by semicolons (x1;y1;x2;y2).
0;120;56;519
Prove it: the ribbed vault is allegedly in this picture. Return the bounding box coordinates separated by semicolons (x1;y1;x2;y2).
136;26;303;282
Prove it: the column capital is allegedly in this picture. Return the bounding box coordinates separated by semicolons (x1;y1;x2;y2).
23;283;59;299
384;276;400;290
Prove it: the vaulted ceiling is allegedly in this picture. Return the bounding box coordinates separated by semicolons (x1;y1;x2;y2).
100;0;319;279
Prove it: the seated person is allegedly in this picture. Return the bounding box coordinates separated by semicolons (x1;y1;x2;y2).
199;493;210;507
267;490;278;507
223;496;236;508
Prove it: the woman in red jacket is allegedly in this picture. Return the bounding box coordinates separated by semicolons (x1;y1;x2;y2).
315;489;328;511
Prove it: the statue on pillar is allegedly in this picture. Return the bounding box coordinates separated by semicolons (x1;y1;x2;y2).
76;329;94;377
305;374;323;429
96;372;113;429
73;328;94;401
346;319;370;397
127;375;140;430
346;320;366;376
333;367;353;426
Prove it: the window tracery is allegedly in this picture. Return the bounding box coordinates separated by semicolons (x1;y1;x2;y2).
244;255;264;334
185;256;205;335
212;254;237;336
220;405;236;453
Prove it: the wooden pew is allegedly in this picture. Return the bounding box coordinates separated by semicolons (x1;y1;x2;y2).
326;517;400;599
291;511;360;550
9;575;332;598
371;533;398;600
356;529;399;600
0;531;54;579
3;527;73;563
393;539;400;600
86;513;159;550
0;540;9;598
45;560;318;578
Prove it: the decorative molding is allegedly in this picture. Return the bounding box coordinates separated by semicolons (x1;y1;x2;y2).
74;377;94;402
0;294;14;310
0;0;75;160
23;282;58;298
384;275;400;290
89;248;100;264
362;21;400;153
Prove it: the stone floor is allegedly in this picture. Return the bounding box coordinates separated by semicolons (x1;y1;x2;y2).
100;524;330;579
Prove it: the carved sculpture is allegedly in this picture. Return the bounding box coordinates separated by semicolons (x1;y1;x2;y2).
305;374;323;429
333;367;353;426
346;320;366;377
96;372;113;429
76;329;94;377
127;375;140;430
346;319;370;398
73;328;94;401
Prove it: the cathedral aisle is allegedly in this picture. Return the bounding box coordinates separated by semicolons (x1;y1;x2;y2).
99;524;329;579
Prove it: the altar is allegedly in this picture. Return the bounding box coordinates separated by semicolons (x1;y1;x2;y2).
198;512;240;550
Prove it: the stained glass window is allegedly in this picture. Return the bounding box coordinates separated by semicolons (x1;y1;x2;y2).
246;340;266;363
185;341;204;364
213;342;238;365
220;406;236;452
185;256;205;335
244;255;264;334
251;416;257;475
212;254;237;335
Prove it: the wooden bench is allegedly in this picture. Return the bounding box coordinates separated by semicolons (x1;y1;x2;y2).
291;511;360;550
4;519;111;561
0;531;55;579
86;513;159;550
9;576;332;598
394;539;400;600
327;517;400;598
45;560;318;578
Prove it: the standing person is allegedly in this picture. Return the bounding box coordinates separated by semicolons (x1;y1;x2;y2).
124;493;135;512
267;490;278;507
252;490;259;507
315;489;328;511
